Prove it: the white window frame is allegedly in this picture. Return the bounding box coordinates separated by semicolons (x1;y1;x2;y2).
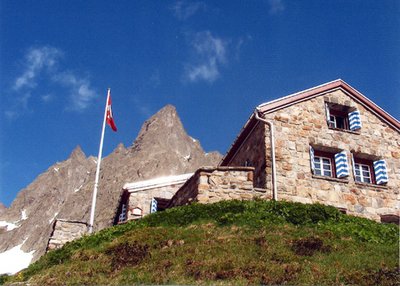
354;163;372;183
314;156;333;177
328;115;337;128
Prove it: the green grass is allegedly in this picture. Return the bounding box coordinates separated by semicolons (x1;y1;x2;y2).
3;200;399;285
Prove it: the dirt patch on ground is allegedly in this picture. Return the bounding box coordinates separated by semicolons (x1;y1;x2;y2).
345;268;400;286
105;241;149;270
185;259;302;284
291;236;331;256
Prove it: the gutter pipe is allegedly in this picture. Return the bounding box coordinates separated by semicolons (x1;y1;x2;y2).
254;109;278;201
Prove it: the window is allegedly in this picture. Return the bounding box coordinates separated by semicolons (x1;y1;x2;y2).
314;156;333;177
354;163;372;183
328;112;348;129
325;103;361;131
310;146;349;178
244;159;252;167
352;155;388;185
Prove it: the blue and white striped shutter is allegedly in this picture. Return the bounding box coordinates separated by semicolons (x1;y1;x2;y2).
373;160;388;185
348;110;362;131
334;151;349;178
309;146;315;174
150;198;158;213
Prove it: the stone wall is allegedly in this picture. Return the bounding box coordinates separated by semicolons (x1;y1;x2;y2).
169;167;269;208
47;219;88;250
167;172;199;207
126;184;183;220
225;89;400;221
224;122;268;190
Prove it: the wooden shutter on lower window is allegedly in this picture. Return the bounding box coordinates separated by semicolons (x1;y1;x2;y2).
309;146;315;174
373;160;388;185
348;110;362;131
334;151;349;178
150;198;158;213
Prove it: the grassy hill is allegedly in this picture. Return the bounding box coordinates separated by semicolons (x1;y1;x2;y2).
2;200;399;285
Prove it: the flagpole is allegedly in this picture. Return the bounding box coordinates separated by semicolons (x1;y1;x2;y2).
88;88;110;234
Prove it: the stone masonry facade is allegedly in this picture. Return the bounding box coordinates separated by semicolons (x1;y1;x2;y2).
223;88;400;222
168;167;269;208
47;219;88;250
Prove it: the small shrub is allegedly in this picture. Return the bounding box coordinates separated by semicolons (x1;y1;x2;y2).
0;274;9;285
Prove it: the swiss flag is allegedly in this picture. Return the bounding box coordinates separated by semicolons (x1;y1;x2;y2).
106;94;117;132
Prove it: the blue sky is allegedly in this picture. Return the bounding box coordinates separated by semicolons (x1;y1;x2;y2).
1;0;399;206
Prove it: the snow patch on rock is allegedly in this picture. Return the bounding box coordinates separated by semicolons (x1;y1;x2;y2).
74;184;83;193
21;209;28;220
49;212;59;224
0;221;20;231
0;239;35;275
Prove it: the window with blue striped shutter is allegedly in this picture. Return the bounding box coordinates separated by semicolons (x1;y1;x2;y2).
150;198;158;213
309;146;315;174
373;160;388;185
348;110;362;131
334;151;349;178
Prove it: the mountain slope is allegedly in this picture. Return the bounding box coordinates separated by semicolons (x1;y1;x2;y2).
0;105;222;269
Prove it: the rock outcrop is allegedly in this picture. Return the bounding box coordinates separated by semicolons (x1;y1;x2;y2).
0;105;222;264
0;203;6;216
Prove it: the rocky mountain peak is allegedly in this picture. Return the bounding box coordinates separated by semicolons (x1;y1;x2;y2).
113;143;126;154
69;145;86;161
134;105;184;142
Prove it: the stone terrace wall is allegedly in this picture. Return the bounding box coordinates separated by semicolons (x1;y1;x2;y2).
47;219;88;251
169;167;270;208
260;89;400;221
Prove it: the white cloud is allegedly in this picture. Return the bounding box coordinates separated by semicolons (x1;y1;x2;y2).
185;31;228;83
172;1;206;20
41;94;53;103
14;46;62;90
52;72;96;111
268;0;285;14
8;46;97;117
186;61;219;83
